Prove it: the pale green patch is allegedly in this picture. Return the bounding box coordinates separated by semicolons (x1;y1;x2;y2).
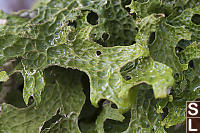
0;71;9;82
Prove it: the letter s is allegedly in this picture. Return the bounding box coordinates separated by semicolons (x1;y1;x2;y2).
188;103;198;116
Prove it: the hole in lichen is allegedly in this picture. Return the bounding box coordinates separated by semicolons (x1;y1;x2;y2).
111;103;118;109
79;73;102;133
131;41;136;44
87;11;98;25
189;60;194;68
125;7;131;13
135;0;148;2
196;98;200;101
120;60;138;81
28;96;34;106
124;75;131;80
41;109;62;131
173;73;179;80
103;100;111;105
177;39;192;49
161;106;169;120
132;12;137;19
96;39;106;47
68;20;76;28
121;0;132;8
175;46;184;53
3;72;26;108
192;14;200;25
102;33;109;41
96;51;102;56
148;32;155;44
135;27;139;32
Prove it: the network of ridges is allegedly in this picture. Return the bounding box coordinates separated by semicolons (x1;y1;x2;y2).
0;0;173;111
8;9;81;71
0;0;141;109
128;0;200;20
89;0;137;47
76;0;107;9
128;0;161;18
0;1;80;68
45;13;175;111
0;10;27;65
161;68;200;128
121;57;174;98
44;11;159;111
123;89;165;133
0;1;81;104
128;0;199;76
179;42;200;64
162;103;185;128
46;27;149;111
149;20;191;75
161;90;190;128
183;0;200;9
167;6;200;41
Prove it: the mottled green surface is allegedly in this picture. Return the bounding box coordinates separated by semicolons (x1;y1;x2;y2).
149;20;190;75
0;67;85;133
179;42;200;63
0;0;174;111
122;57;174;98
123;89;166;133
0;71;9;81
0;0;200;132
41;115;81;133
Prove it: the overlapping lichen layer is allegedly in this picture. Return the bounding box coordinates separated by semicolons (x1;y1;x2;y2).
0;0;200;132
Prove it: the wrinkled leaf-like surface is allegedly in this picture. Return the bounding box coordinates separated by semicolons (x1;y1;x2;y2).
148;20;191;75
0;1;175;111
121;57;174;98
0;66;85;133
123;88;166;133
22;70;45;105
0;0;200;132
179;42;200;63
167;6;200;41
